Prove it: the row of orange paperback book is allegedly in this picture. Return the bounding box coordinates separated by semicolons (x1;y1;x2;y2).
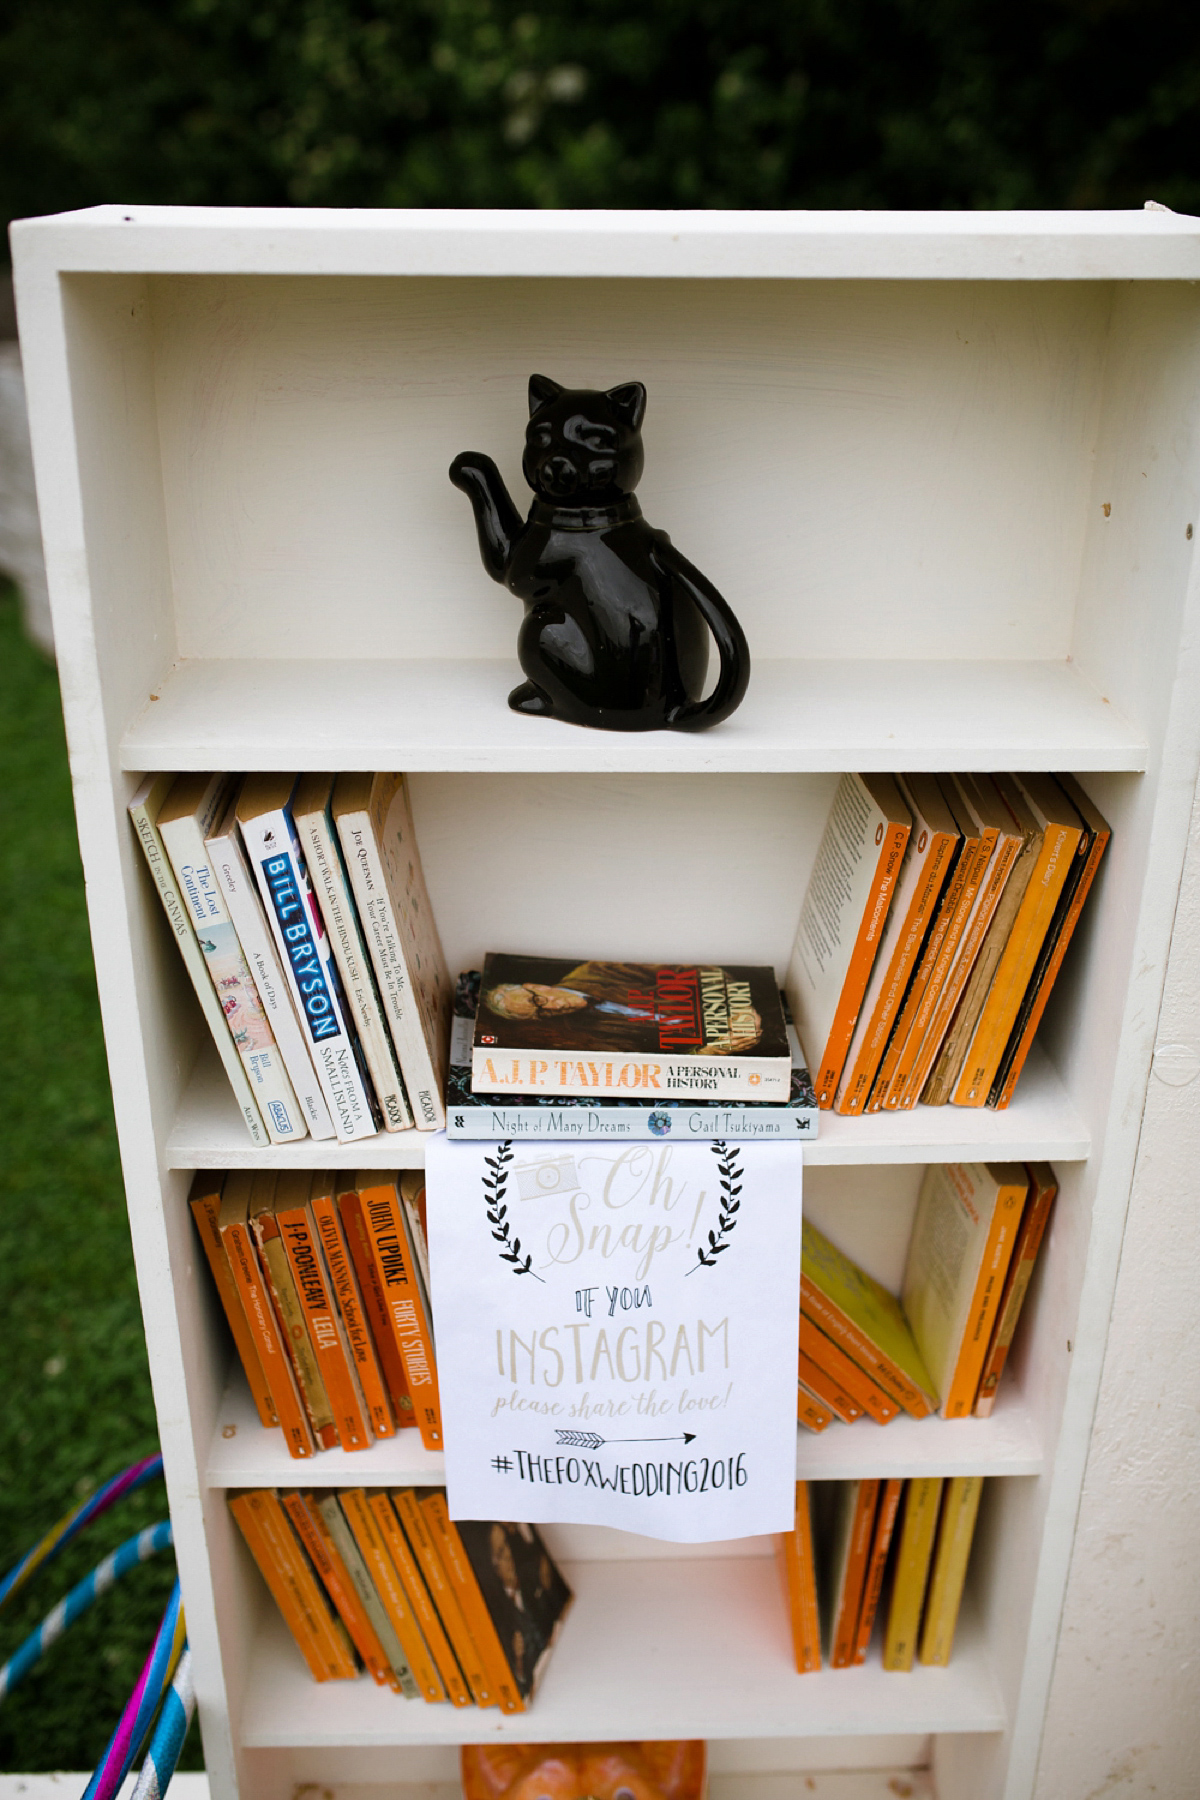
231;1486;571;1708
193;1157;1054;1467
192;1168;440;1458
787;771;1109;1113
778;1475;984;1672
798;1163;1057;1429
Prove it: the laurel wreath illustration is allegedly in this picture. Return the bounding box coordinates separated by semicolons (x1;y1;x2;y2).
483;1141;545;1281
686;1139;743;1274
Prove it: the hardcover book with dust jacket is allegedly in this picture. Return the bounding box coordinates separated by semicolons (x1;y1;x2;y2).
471;955;791;1103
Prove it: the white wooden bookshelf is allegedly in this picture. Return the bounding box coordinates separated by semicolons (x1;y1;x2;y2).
13;206;1200;1800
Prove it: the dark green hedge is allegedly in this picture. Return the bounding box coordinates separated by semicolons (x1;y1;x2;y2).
2;0;1199;235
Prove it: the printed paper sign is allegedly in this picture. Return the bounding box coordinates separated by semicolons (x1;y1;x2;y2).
426;1136;803;1543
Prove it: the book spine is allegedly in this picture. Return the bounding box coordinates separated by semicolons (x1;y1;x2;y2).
336;799;445;1130
365;1492;448;1701
974;1168;1057;1417
336;1183;414;1429
276;1204;372;1451
887;827;999;1109
377;1492;472;1706
952;820;1081;1105
796;1349;863;1424
837;826;958;1115
882;1477;944;1672
359;1178;443;1452
915;830;1025;1108
313;1494;414;1694
992;827;1110;1109
207;824;334;1139
796;1381;834;1433
778;1482;821;1673
919;1475;984;1665
798;1316;899;1424
872;832;981;1111
190;1187;277;1429
158;808;306;1145
230;1491;356;1680
832;1480;880;1668
279;1492;395;1688
296;797;414;1133
926;819;1045;1107
219;1218;313;1457
129;793;267;1145
800;1275;932;1420
941;1178;1027;1418
446;1098;818;1141
310;1191;395;1439
470;1049;791;1105
391;1488;494;1706
421;1492;523;1713
852;1478;904;1664
241;803;379;1143
251;1210;339;1450
335;1489;425;1700
814;821;910;1107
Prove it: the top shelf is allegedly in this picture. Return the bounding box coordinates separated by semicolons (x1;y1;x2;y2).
121;656;1146;775
16;203;1200;282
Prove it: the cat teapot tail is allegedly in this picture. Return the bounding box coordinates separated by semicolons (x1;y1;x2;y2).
663;550;751;732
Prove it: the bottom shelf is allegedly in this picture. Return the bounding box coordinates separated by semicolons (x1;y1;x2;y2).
240;1552;1004;1747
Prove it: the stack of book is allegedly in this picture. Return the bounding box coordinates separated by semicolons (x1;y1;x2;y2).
231;1486;571;1708
130;771;451;1147
448;965;819;1141
778;1475;984;1672
797;1163;1057;1430
787;772;1110;1115
192;1169;439;1457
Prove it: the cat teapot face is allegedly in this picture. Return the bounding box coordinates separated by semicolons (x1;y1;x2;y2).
522;374;647;507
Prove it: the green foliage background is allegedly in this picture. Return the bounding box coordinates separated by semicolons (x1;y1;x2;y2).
2;0;1200;234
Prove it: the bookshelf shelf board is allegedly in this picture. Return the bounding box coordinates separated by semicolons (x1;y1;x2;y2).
207;1376;445;1488
121;656;1146;776
168;1039;1089;1172
795;1388;1042;1480
240;1558;1003;1748
207;1372;1041;1488
20;201;1200;280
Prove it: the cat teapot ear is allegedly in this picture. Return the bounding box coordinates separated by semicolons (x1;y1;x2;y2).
528;373;565;416
606;381;647;432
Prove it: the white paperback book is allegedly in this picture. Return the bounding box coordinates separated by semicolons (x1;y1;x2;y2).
237;772;380;1144
292;772;413;1133
786;772;912;1107
128;773;267;1147
156;772;307;1145
333;772;451;1131
834;773;960;1115
205;795;335;1141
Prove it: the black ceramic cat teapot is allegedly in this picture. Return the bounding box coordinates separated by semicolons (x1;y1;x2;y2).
449;375;750;732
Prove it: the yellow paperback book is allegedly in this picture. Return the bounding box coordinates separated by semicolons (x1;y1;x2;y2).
919;1476;984;1666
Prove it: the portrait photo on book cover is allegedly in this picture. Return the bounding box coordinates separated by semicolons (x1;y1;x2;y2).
476;956;784;1059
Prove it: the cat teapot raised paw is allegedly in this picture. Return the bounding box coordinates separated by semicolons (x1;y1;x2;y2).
450;375;750;732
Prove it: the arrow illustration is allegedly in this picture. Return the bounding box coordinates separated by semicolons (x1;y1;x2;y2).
554;1429;696;1449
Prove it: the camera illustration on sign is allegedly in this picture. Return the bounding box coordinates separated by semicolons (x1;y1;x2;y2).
449;375;751;732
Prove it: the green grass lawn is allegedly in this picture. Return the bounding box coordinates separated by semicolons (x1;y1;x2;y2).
0;577;201;1772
